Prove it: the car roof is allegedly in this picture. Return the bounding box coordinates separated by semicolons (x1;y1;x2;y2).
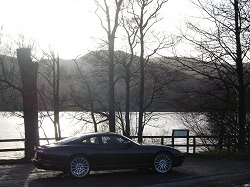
79;132;120;138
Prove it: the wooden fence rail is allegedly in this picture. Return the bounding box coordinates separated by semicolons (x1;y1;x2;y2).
0;135;249;155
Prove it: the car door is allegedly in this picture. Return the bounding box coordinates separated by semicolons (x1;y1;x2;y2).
77;135;105;167
100;135;140;167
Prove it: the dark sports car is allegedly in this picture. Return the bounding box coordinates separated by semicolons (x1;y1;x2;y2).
32;132;184;178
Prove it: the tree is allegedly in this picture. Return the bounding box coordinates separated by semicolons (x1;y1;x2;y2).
52;52;61;140
95;0;124;132
0;32;23;112
125;0;168;142
70;51;110;132
17;48;39;159
0;33;40;158
178;0;250;150
120;11;139;137
39;50;61;140
0;55;22;111
72;56;110;132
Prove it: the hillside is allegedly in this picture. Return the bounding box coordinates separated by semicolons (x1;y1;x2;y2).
1;51;248;112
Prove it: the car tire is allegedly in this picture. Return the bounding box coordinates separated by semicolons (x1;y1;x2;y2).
68;155;90;178
153;152;172;174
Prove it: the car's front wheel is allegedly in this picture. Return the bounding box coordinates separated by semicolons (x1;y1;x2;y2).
153;153;172;174
68;155;90;178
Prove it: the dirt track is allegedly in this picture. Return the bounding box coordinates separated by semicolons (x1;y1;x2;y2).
1;157;250;187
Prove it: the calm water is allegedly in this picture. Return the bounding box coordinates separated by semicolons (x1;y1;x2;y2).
0;112;187;159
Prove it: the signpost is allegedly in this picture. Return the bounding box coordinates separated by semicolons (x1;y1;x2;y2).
172;129;190;153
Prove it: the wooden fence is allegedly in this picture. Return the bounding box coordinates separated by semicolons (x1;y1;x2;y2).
0;135;249;158
129;135;249;153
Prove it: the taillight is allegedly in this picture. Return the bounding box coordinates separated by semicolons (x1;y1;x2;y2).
34;151;37;159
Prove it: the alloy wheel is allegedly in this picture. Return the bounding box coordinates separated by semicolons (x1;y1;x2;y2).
70;156;90;178
154;153;172;173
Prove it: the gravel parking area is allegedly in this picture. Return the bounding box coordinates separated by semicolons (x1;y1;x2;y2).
1;157;250;187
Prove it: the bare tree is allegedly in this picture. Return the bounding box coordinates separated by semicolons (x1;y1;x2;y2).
178;0;250;150
39;50;61;140
72;56;110;132
95;0;124;132
0;33;23;112
70;52;110;132
125;0;168;142
0;54;22;111
0;33;41;158
120;10;139;137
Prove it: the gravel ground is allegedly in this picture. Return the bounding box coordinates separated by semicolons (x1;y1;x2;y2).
1;157;250;187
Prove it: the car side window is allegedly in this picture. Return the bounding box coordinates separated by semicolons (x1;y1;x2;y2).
101;136;128;145
81;136;100;145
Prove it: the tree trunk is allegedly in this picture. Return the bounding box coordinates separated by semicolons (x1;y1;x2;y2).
17;48;39;159
234;0;246;151
53;57;59;140
108;35;116;132
95;0;123;132
54;56;61;140
125;66;131;137
138;29;145;143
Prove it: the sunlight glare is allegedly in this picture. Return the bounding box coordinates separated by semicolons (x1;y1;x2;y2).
1;0;99;59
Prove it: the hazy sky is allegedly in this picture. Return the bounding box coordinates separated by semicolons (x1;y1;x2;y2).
0;0;198;59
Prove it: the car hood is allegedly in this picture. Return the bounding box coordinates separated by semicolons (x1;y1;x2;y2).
140;144;183;155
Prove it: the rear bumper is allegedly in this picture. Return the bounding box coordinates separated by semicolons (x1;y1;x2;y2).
31;158;66;171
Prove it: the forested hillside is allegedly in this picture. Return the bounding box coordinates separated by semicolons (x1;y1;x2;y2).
1;51;249;112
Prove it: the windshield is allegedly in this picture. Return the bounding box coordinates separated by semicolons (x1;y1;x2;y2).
124;136;140;145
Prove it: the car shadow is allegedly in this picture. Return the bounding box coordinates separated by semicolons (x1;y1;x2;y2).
27;169;188;187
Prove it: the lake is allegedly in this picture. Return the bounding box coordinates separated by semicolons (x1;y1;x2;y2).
0;112;188;159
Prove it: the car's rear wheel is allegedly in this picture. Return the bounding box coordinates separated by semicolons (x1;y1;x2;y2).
68;155;90;178
153;153;172;174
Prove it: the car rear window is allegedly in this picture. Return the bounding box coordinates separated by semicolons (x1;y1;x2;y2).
56;135;81;144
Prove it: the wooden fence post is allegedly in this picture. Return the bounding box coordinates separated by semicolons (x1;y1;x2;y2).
172;137;175;147
193;137;196;154
161;137;164;145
